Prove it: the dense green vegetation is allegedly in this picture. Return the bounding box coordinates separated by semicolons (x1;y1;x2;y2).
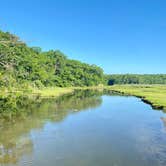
0;30;104;89
106;74;166;85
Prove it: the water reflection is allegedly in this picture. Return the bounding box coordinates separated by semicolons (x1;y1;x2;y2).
0;90;102;165
0;135;33;164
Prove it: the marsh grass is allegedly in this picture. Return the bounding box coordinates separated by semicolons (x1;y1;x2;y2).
0;85;166;111
106;85;166;110
31;87;74;97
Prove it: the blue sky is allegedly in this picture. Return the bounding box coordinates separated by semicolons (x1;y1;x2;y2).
0;0;166;74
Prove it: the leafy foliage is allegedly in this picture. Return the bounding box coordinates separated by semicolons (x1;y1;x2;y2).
0;30;104;88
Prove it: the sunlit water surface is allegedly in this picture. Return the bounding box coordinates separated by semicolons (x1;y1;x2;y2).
0;91;166;166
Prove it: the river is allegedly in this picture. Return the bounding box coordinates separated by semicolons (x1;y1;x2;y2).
0;90;166;166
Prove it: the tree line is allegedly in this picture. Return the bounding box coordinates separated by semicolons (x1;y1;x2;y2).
106;74;166;85
0;30;104;88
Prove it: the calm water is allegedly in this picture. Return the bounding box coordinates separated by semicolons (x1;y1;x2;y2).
0;90;166;166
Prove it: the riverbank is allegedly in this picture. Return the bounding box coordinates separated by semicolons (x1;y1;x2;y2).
106;85;166;110
0;87;74;98
29;85;166;110
0;85;166;111
31;87;74;97
0;85;106;98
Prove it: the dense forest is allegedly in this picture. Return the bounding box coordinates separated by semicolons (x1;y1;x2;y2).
107;74;166;85
0;30;104;88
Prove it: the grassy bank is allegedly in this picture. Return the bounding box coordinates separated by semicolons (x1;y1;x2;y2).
106;85;166;110
0;86;105;98
31;87;74;97
0;87;74;98
0;85;166;111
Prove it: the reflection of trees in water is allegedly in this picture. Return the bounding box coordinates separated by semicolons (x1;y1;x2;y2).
0;135;33;164
0;90;103;164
